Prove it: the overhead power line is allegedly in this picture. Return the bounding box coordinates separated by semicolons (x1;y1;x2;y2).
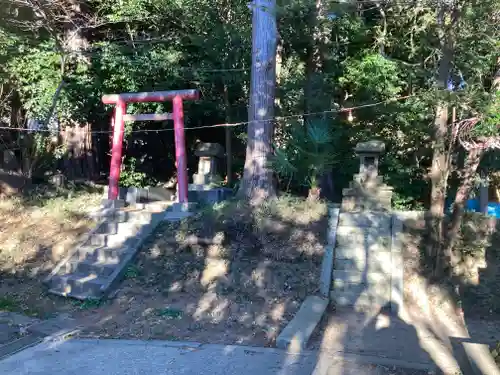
0;95;413;135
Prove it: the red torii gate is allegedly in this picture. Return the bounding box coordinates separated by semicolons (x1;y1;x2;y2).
102;89;199;203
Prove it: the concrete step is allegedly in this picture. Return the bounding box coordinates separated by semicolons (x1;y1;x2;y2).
96;221;120;235
85;230;142;248
332;270;391;287
73;246;129;263
338;212;391;231
334;249;392;273
331;288;391;308
75;260;116;278
47;203;186;300
330;276;392;308
48;272;107;299
335;226;391;246
111;209;152;224
133;201;174;212
58;258;117;278
96;220;141;235
113;210;165;228
163;211;193;221
96;216;144;232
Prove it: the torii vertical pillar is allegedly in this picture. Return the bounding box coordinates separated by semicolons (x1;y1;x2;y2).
102;89;199;204
108;99;126;202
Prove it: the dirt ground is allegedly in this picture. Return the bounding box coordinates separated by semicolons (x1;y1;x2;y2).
402;214;500;319
1;189;499;368
0;193;329;347
78;197;329;346
400;215;500;348
0;186;102;318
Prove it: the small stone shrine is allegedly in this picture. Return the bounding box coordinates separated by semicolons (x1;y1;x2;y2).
192;142;224;186
331;140;402;313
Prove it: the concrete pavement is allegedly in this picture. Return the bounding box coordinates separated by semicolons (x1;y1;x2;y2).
0;338;436;375
0;339;319;375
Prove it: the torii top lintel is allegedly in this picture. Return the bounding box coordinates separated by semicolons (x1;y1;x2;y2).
102;89;199;104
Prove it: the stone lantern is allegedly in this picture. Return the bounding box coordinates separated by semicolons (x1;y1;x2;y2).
354;140;384;184
192;142;224;186
341;140;393;211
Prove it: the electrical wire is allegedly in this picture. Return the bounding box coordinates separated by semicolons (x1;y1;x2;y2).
0;95;413;135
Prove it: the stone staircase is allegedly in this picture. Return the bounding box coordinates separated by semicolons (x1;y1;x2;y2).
45;202;191;300
331;211;396;309
330;140;403;313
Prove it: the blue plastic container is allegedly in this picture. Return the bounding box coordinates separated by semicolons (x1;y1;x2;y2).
487;203;500;218
444;198;500;218
446;198;479;213
466;199;480;212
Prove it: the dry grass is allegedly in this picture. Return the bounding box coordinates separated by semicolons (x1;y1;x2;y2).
0;188;101;273
0;185;102;317
80;195;329;346
169;196;328;261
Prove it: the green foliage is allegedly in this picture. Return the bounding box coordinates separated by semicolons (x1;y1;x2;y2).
492;341;500;366
0;0;498;206
472;92;500;138
0;295;42;317
272;119;339;190
392;191;425;211
8;43;64;119
156;307;183;319
0;295;19;311
71;298;104;310
450;213;493;263
340;54;404;99
119;157;156;188
124;264;140;279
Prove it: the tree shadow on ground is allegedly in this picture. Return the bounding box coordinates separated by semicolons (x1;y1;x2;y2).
311;202;438;374
457;216;500;350
0;194;328;374
6;194;499;374
78;196;328;348
29;195;329;375
0;187;102;320
405;212;500;323
390;213;500;372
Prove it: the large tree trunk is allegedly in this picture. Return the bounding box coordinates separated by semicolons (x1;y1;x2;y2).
238;0;277;203
62;0;96;180
428;101;450;272
223;81;232;185
215;0;234;186
304;0;330;113
427;4;456;275
445;148;484;268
